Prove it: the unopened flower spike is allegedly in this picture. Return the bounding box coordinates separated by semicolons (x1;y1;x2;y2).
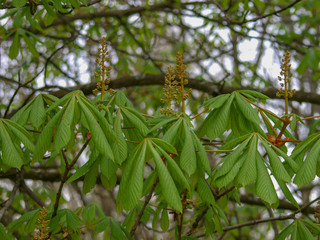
94;37;114;100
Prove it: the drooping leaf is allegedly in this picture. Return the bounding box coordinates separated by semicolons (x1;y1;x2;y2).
113;110;127;164
67;150;99;183
29;95;46;129
259;136;291;182
78;98;114;160
197;177;215;205
157;147;190;191
9;31;20;59
3;119;35;152
0;120;23;168
255;154;278;207
214;136;252;180
83;158;99;194
197;94;234;139
236;134;257;187
150;138;177;155
180;121;197;175
147;141;182;212
294;138;320;187
191;130;211;173
203;94;230;109
160;209;169;232
53;97;76;151
238;90;269;100
117;142;146;211
34;107;64;159
234;92;260;126
120;107;149;136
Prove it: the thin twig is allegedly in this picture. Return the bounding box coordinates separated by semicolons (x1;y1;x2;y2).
0;173;22;221
129;177;159;239
51;138;91;219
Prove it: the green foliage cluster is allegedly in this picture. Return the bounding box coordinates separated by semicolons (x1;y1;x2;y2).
0;50;320;239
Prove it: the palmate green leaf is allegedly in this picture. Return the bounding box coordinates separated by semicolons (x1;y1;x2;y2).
106;217;128;240
120;107;149;136
34;106;65;160
294;138;320;187
291;133;320;159
78;98;114;161
197;94;234;139
255;154;278;207
7;209;39;231
150;138;177;155
65;210;82;232
215;153;247;188
147;141;182;212
160;209;169;232
101;173;117;189
180;121;197;175
238;90;269;100
271;145;298;172
296;220;315;240
54;97;76;151
275;176;299;208
157;147;190;191
11;94;57;126
197;177;215;205
22;33;39;57
0;121;23;168
78;95;114;138
9;31;20;59
113;110;127;164
142;171;158;196
191;130;211;173
46;91;76;113
115;90;133;107
215;154;247;189
236;134;257;187
11;99;33;125
67;150;99;183
79;95;116;153
83;158;99;194
215;136;252;179
117;142;146;212
234;92;260;126
29;95;46;129
303;218;320;235
275;221;294;240
162;118;183;144
203;93;230;109
12;0;27;7
259;136;291;182
219;133;252;150
148;117;177;133
100;154;118;180
3;119;35;152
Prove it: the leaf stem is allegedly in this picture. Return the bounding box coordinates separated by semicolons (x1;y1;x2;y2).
191;108;209;120
259;109;278;136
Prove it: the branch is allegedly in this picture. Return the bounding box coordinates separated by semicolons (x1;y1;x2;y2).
51;138;90;219
48;74;320;106
20;181;45;207
0;173;22;221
